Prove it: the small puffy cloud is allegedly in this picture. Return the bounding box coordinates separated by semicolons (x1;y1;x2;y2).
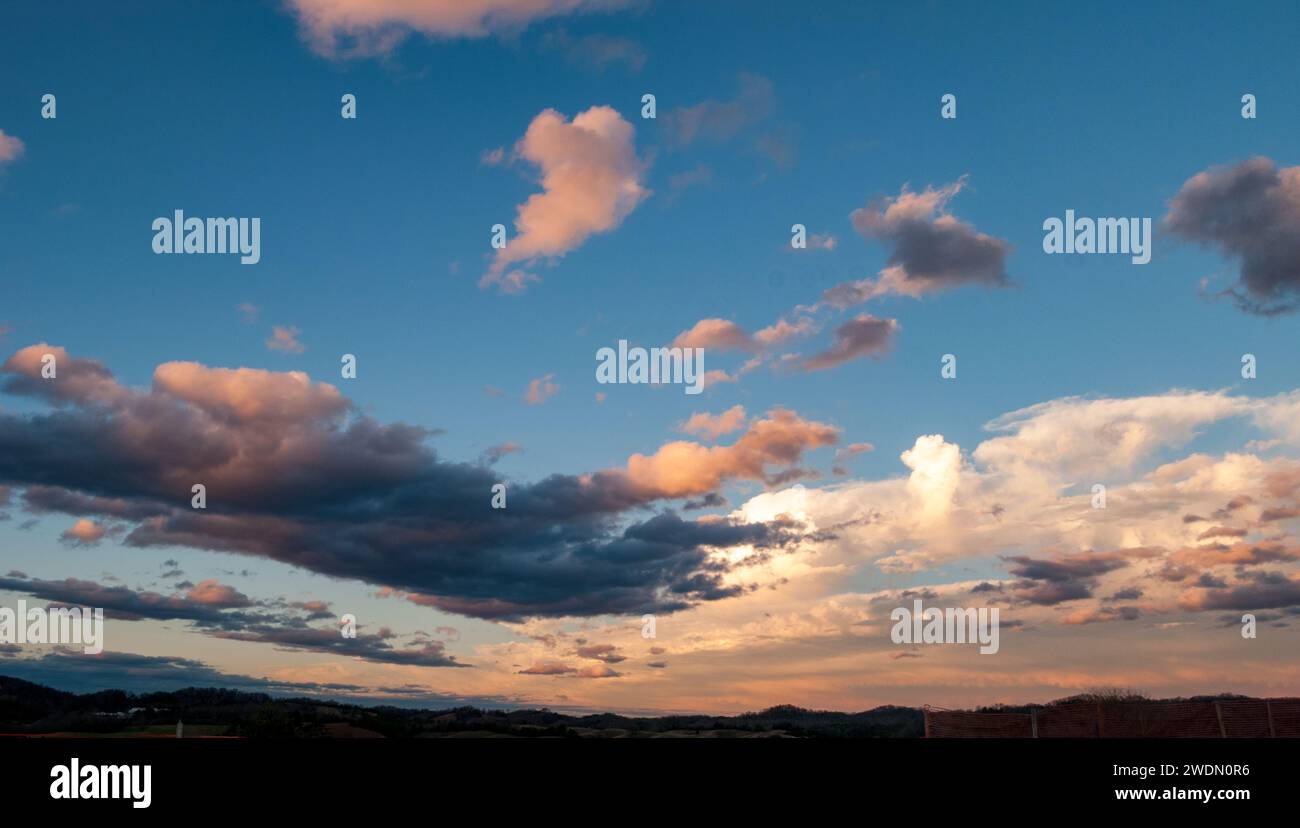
60;518;106;546
525;373;559;405
481;106;648;293
236;303;260;323
573;643;625;663
266;325;306;354
672;318;759;352
806;233;836;251
680;405;747;441
834;442;875;463
185;578;253;608
797;314;898;372
2;344;129;407
483;442;523;463
754;317;816;348
0;130;24;165
1164;157;1300;315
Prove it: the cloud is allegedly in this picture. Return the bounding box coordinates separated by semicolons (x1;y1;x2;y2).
0;130;24;165
540;29;646;72
573;643;625;663
679;405;747;441
1164;157;1300;315
186;578;252;607
287;0;629;58
2;344;129;406
0;573;461;667
796;314;898;372
900;435;962;523
60;518;107;546
266;325;306;354
236;302;260;323
973;391;1249;482
0;345;814;621
482;442;523;463
662;73;774;147
625;407;838;498
524;373;559;405
821;178;1011;308
575;663;622;678
671;316;816;354
481;106;648;293
672;318;759;352
153;361;347;423
1178;570;1300;611
666;163;712;202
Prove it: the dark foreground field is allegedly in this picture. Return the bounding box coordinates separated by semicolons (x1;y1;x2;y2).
4;675;1292;738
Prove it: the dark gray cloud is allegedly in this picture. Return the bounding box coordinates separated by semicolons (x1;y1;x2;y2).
0;346;809;621
797;314;898;372
821;180;1011;309
1182;570;1300;611
0;649;340;695
0;574;461;667
1165;157;1300;315
0;650;518;705
1003;551;1136;606
572;643;625;664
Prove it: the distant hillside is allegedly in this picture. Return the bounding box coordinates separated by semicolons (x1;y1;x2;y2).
0;676;925;738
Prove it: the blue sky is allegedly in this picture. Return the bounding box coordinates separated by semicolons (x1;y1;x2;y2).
1;1;1298;712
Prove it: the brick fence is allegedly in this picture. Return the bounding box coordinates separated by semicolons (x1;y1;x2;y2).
924;699;1300;737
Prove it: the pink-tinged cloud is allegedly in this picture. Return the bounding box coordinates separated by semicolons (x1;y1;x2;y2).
672;318;758;352
2;344;130;407
153;362;348;423
266;325;306;354
481;106;648;293
671;317;816;359
0;130;24;165
524;373;559;405
625;407;838;498
288;0;629;58
680;405;747;441
0;345;801;622
185;579;252;608
797;314;898;372
1170;540;1298;570
575;663;622;678
754;317;816;347
60;518;105;546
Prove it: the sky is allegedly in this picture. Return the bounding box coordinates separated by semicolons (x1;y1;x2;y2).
0;0;1298;715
